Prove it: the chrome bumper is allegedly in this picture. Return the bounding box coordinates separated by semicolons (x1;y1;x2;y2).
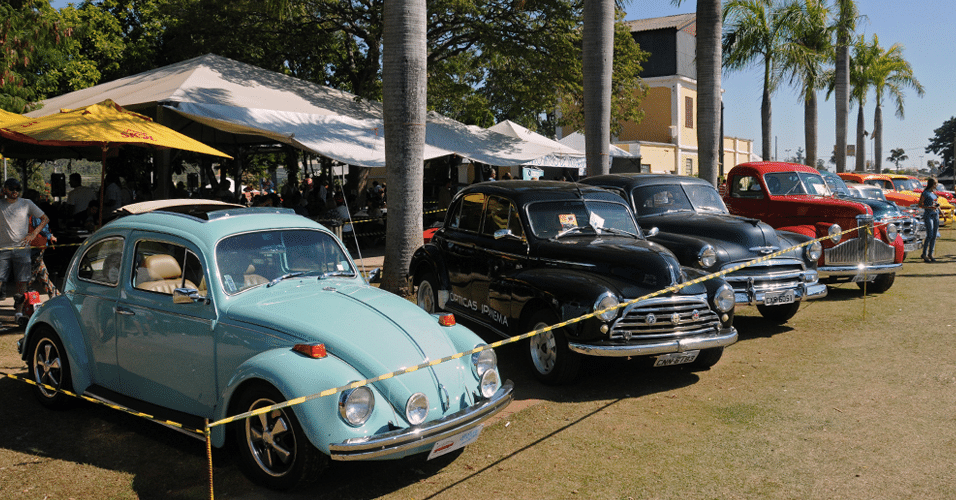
568;327;737;357
328;381;514;461
733;282;828;306
819;262;901;279
903;240;922;252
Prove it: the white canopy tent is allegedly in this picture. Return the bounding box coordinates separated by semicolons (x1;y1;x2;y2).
488;121;640;173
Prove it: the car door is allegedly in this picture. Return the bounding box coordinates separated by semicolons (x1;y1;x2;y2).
725;173;770;221
480;196;527;331
442;192;488;318
69;235;126;389
114;233;218;417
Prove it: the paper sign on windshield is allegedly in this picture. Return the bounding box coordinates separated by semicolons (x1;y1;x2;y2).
558;214;577;229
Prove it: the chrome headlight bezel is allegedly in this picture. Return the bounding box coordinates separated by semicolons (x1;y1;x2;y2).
479;369;500;399
828;224;843;244
698;244;717;268
471;347;497;379
594;292;620;322
713;283;735;313
806;241;822;261
405;392;429;426
885;223;898;242
339;385;375;427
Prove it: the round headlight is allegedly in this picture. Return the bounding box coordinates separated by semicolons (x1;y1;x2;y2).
594;293;620;322
405;392;429;426
885;223;898;242
339;386;375;426
698;245;717;268
479;369;500;399
828;224;843;244
806;241;822;261
713;284;735;313
471;347;497;378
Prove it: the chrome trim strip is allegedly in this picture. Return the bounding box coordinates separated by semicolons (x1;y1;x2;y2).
569;327;738;357
818;262;902;278
328;381;514;461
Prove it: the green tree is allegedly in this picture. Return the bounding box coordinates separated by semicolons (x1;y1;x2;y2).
723;0;800;161
887;147;907;173
0;0;70;112
868;36;923;172
781;0;831;168
926;117;956;173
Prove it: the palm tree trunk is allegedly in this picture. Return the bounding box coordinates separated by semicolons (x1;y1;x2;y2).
381;0;426;295
855;105;866;172
835;41;850;172
804;90;817;167
697;0;721;184
874;104;883;172
582;0;613;176
761;59;772;161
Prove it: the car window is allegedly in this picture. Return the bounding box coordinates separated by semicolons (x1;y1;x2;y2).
77;237;125;286
216;229;353;294
451;193;485;232
527;200;637;239
802;173;829;195
133;240;202;295
481;196;523;238
764;172;805;195
730;175;763;199
631;185;693;215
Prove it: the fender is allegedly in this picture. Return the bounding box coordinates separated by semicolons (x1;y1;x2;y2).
776;224;819;241
774;230;817;264
647;232;714;267
22;295;94;394
409;243;450;291
213;348;399;450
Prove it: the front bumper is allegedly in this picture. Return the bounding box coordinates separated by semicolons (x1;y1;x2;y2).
568;327;737;357
819;262;901;279
328;381;514;461
732;282;828;306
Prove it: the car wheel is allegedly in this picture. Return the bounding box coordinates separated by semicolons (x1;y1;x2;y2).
857;273;895;293
28;327;74;410
690;347;724;370
525;310;581;385
415;271;439;314
233;383;327;491
756;301;800;324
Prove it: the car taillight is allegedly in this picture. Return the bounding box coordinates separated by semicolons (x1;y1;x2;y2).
293;343;327;358
438;313;456;327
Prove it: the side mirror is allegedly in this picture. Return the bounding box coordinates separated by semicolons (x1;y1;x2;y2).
645;227;660;238
494;228;522;241
173;287;209;305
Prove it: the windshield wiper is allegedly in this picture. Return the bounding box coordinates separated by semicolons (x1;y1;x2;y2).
553;225;590;239
267;271;303;287
318;270;357;280
592;226;638;238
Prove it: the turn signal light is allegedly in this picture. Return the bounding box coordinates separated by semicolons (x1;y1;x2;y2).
294;343;327;358
438;313;456;327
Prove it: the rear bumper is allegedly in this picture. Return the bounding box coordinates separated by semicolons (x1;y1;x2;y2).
328;381;514;461
568;327;737;357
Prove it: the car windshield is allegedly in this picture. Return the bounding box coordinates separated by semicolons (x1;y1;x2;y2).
764;171;830;196
893;178;921;191
216;229;355;294
631;184;727;215
527;200;639;239
821;172;852;197
851;185;888;201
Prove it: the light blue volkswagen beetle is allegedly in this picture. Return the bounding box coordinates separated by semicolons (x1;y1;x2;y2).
17;200;513;490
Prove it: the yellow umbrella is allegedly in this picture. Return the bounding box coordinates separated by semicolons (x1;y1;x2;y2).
0;99;232;225
0;109;28;128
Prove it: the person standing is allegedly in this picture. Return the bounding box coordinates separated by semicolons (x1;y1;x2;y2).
0;178;50;320
65;173;96;217
919;177;941;262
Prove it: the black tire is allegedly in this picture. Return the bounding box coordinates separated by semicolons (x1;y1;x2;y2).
525;310;581;385
233;383;327;491
856;273;895;293
415;270;439;314
756;301;801;324
690;347;724;371
28;327;74;410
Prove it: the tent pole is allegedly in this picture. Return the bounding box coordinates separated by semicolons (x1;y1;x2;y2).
99;146;107;227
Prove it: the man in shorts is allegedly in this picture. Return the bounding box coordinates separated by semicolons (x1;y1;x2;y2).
0;178;50;320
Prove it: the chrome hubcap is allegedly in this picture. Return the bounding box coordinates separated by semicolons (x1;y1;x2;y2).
417;280;435;313
246;399;295;477
529;322;556;374
33;340;62;398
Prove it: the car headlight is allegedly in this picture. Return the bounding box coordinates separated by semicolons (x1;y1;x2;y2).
885;223;898;242
479;369;500;399
828;224;842;244
806;241;822;261
405;392;429;426
471;347;497;378
698;245;717;268
713;284;735;313
594;293;620;322
804;269;819;284
339;386;375;426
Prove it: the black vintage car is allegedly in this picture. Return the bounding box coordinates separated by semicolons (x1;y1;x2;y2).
581;174;828;323
409;180;737;385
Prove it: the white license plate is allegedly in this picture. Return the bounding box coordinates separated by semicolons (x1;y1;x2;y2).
427;424;483;460
653;350;700;367
763;289;795;306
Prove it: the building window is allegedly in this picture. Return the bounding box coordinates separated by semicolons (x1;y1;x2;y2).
685;96;694;128
641;164;651;173
685;158;693;175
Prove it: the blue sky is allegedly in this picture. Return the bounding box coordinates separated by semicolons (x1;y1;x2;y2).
50;0;947;170
629;0;950;171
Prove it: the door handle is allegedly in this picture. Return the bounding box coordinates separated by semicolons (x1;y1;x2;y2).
115;306;135;316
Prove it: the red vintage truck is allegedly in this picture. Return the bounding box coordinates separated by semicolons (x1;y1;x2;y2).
723;162;904;293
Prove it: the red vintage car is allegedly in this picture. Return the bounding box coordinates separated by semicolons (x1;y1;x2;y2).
723;162;904;293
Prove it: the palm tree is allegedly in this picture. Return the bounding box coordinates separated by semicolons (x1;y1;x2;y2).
723;0;799;161
849;35;877;172
695;0;722;184
583;0;615;176
832;0;858;173
869;36;924;172
781;0;831;168
381;0;426;294
887;147;907;173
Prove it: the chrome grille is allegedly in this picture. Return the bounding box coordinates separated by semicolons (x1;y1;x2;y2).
721;258;806;293
609;295;720;341
825;237;896;265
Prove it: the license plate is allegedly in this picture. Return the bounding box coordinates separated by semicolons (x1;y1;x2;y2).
653;350;699;367
427;424;483;460
763;289;795;306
